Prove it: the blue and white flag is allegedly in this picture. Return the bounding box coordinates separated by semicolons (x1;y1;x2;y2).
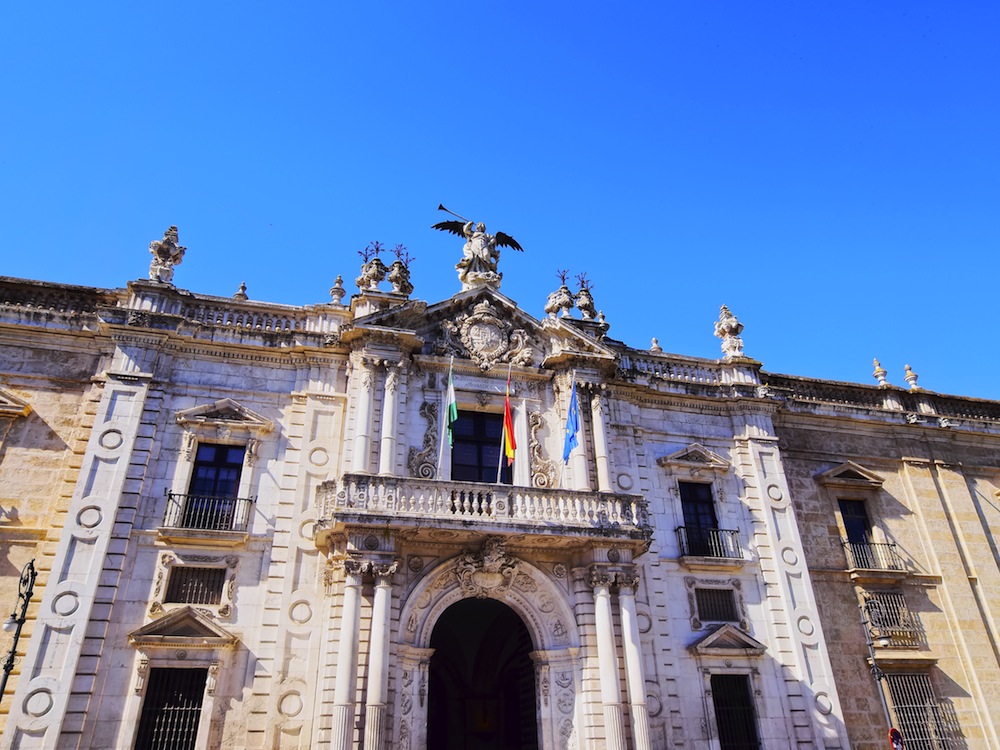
562;380;580;464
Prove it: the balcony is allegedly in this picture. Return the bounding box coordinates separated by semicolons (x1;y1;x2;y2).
158;492;255;547
675;526;744;570
843;540;907;581
314;474;652;552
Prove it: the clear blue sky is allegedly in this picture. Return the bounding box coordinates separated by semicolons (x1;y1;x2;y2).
2;3;998;398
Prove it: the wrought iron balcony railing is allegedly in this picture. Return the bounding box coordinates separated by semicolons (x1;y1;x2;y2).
842;540;904;572
675;526;742;559
162;491;255;532
316;474;652;548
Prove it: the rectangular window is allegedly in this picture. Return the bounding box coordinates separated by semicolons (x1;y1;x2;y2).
164;567;227;605
181;444;246;530
710;674;760;750
678;482;738;557
135;667;208;750
696;588;739;623
885;673;958;750
451;411;511;484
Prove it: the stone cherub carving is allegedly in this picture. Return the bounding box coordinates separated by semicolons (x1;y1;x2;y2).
432;205;522;290
148;226;185;284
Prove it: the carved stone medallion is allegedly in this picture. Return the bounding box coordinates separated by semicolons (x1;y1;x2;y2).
460;302;510;370
455;537;520;598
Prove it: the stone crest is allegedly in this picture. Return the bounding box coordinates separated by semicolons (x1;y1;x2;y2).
433;300;534;371
455;537;520;598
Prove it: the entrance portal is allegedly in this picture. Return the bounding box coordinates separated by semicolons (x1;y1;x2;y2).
428;598;539;750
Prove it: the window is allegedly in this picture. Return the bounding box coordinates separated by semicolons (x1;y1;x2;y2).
677;482;739;558
134;667;208;750
164;567;227;606
710;674;760;750
176;444;247;530
839;499;902;571
885;673;958;750
696;588;739;623
451;411;511;484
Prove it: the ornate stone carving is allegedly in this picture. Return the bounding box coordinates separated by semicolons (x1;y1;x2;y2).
460;301;510;370
529;412;558;488
387;259;414;295
148;226;185;284
545;284;575;319
455;537;520;598
714;304;745;360
407;401;439;479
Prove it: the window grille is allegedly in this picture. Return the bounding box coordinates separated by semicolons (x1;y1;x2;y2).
164;567;227;605
710;674;761;750
865;591;920;646
885;673;959;750
696;588;739;622
134;668;208;750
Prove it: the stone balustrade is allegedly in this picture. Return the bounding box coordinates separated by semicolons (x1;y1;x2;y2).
620;354;723;385
316;473;651;546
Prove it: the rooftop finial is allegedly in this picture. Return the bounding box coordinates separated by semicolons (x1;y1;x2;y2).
148;226;185;284
233;281;248;301
714;304;745;360
873;358;888;386
904;364;920;390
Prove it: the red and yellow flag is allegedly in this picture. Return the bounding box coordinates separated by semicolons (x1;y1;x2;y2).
503;370;516;466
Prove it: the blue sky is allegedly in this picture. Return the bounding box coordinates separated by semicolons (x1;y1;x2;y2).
3;3;998;398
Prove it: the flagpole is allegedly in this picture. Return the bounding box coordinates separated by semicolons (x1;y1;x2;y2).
437;356;454;479
560;370;578;490
497;362;514;484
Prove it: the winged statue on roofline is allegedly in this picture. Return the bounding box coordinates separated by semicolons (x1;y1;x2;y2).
432;205;522;290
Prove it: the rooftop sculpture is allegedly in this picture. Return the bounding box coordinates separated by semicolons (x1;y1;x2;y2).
432;205;522;290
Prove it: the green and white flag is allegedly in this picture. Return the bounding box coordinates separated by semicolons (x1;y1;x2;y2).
445;358;458;446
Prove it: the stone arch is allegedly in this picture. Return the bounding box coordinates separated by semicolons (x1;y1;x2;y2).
399;551;578;652
394;544;583;750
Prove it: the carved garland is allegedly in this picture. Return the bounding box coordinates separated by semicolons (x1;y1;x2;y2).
529;412;558;489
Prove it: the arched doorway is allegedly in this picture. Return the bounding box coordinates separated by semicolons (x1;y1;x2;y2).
428;598;539;750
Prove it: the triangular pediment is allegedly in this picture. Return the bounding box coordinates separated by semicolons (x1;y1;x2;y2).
689;623;766;656
175;398;273;433
129;606;238;649
816;461;883;488
355;286;616;372
656;443;730;472
0;387;31;419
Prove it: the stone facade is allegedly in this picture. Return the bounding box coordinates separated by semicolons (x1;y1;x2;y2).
0;232;996;749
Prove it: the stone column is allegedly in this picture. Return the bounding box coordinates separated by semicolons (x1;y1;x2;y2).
352;358;374;474
590;569;626;750
617;572;651;750
364;562;398;750
378;363;402;476
570;382;590;492
331;560;367;750
590;387;612;492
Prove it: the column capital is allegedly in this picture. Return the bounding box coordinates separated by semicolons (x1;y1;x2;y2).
616;572;640;592
589;567;615;590
372;561;399;581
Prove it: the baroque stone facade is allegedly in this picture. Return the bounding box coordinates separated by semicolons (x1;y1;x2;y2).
0;231;997;749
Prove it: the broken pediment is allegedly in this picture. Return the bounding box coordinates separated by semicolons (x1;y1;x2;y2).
689;623;766;657
656;443;730;473
175;398;274;434
815;461;884;489
129;606;238;649
0;387;31;419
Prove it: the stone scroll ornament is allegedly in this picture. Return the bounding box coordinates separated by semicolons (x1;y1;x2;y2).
455;537;520;598
431;205;523;291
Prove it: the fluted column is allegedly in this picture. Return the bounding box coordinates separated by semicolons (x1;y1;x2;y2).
331;560;367;750
378;363;402;476
352;358;375;473
364;562;398;750
617;572;651;750
591;568;626;750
